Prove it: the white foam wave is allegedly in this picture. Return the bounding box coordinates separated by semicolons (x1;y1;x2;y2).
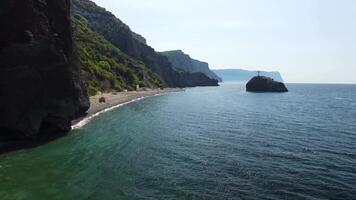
71;92;167;130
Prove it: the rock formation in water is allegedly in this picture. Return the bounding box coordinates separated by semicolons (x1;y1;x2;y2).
246;76;288;92
160;50;222;82
0;0;89;142
213;69;284;83
72;0;219;88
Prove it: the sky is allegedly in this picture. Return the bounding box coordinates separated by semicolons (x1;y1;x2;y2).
92;0;356;83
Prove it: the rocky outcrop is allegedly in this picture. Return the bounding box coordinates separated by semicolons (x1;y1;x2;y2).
0;0;89;143
168;70;219;87
72;14;163;95
132;32;147;45
213;69;284;83
160;50;222;82
246;76;288;92
72;0;218;87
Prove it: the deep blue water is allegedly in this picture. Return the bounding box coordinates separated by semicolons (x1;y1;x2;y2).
1;83;356;199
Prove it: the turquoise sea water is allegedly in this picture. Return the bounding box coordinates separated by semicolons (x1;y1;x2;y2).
1;83;356;200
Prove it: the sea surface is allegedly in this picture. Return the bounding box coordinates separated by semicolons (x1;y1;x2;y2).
1;83;356;200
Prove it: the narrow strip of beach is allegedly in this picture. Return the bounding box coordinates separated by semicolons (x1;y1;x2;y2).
71;88;183;129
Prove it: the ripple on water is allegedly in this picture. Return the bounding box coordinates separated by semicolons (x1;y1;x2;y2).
1;84;356;199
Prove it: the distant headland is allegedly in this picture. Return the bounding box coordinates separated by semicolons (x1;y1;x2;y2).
213;69;284;83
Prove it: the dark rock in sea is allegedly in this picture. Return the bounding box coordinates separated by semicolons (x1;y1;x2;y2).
0;0;89;146
246;76;288;92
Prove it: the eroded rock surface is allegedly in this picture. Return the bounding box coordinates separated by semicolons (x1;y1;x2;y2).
0;0;89;143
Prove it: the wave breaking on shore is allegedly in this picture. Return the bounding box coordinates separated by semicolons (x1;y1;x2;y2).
71;97;143;130
71;92;171;130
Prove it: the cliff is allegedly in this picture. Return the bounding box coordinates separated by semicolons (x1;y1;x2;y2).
0;0;89;143
72;0;218;87
246;76;288;92
72;15;163;95
160;50;222;82
213;69;284;83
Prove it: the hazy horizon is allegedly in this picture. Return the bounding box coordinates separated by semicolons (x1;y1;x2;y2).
92;0;356;84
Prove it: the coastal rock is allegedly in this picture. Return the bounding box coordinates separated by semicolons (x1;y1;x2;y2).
72;14;163;95
72;0;219;88
246;76;288;92
160;50;222;82
0;0;89;143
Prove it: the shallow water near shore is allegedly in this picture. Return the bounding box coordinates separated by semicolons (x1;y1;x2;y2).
1;83;356;199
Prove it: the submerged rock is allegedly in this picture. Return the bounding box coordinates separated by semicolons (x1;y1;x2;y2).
246;76;288;92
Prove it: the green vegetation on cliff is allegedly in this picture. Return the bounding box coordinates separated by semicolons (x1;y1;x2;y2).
72;0;219;88
72;15;162;96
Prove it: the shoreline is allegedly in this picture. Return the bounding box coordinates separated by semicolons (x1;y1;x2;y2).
0;88;182;155
71;88;183;129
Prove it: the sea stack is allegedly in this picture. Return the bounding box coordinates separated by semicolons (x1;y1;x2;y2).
246;76;288;92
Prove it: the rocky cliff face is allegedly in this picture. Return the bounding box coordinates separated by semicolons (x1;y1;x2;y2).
72;14;163;95
160;50;222;82
0;0;89;143
132;32;147;45
72;0;218;87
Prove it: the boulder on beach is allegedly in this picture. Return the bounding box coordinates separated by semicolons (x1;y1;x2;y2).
246;76;288;92
99;97;106;103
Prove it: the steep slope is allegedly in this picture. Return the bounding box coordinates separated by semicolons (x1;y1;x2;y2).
160;50;222;82
0;0;89;142
213;69;284;83
72;15;162;95
72;0;218;87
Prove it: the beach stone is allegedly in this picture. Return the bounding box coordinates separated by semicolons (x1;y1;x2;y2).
99;97;106;103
